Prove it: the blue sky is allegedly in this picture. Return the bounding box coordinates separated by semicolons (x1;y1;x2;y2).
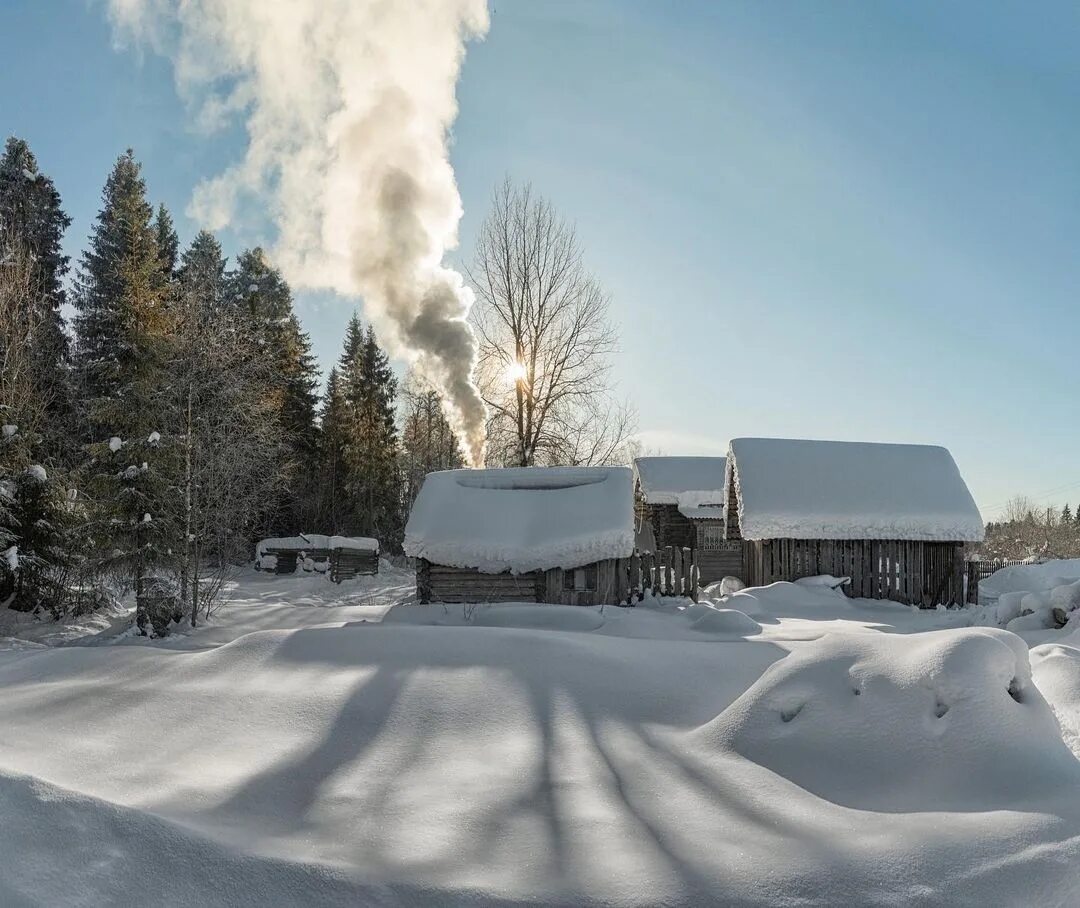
3;0;1080;517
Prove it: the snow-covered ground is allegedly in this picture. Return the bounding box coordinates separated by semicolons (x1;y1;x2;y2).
3;562;1080;905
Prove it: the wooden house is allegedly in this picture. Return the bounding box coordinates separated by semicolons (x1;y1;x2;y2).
404;466;637;606
723;438;985;606
632;456;740;584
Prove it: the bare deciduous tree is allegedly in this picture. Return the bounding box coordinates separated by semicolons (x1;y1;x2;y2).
0;243;53;444
167;239;286;628
400;370;464;508
1002;495;1037;524
469;179;636;467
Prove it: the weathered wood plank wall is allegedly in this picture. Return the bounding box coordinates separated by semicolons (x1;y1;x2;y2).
417;547;701;607
741;539;967;607
636;502;695;550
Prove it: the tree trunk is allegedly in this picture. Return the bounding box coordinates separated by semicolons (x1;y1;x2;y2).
184;384;194;626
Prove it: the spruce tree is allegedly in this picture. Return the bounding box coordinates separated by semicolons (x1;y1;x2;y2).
73;150;172;592
154;203;180;281
1064;504;1073;524
330;315;402;546
227;248;319;532
316;367;350;532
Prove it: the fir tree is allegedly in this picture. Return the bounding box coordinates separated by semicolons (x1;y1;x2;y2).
330;315;402;546
1063;504;1073;524
316;367;350;532
4;463;73;614
73;150;173;590
154;203;180;281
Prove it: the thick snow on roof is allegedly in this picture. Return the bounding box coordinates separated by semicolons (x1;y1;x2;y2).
727;438;985;542
255;535;378;558
404;466;635;573
633;456;727;504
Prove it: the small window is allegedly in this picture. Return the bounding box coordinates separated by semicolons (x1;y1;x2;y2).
563;564;598;591
699;523;726;551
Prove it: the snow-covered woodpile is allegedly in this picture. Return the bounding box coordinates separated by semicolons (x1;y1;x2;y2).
404;466;637;605
724;438;985;605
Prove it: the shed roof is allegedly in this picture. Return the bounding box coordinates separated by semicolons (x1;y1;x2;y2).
726;438;985;542
633;456;727;504
404;466;635;574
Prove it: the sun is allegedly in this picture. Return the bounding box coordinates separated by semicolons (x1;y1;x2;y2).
505;359;528;385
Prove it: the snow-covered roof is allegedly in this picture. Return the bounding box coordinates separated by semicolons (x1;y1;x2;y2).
726;438;985;542
255;534;379;558
633;456;727;504
404;466;635;574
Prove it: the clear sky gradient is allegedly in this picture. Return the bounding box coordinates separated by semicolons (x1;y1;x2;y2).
3;0;1080;518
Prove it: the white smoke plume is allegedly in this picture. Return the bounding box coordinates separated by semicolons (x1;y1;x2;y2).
108;0;490;465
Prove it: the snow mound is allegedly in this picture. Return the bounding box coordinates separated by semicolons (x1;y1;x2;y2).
722;580;865;622
982;564;1080;630
0;770;401;907
682;603;761;636
981;559;1080;604
470;603;606;632
698;628;1080;811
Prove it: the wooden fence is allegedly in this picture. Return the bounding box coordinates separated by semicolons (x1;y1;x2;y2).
972;558;1032;581
622;546;699;603
964;558;1037;606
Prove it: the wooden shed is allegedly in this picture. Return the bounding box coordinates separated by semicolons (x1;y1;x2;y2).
723;438;985;606
632;456;740;585
255;534;379;579
404;466;637;606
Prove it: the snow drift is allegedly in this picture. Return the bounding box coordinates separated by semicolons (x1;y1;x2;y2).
4;573;1080;904
700;627;1080;811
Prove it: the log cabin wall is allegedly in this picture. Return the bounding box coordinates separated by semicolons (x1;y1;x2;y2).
417;558;630;606
636;501;695;550
417;560;540;604
725;466;742;541
740;539;967;607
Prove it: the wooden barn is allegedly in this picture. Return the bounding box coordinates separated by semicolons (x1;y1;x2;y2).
633;456;740;585
723;438;985;606
404;466;637;606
